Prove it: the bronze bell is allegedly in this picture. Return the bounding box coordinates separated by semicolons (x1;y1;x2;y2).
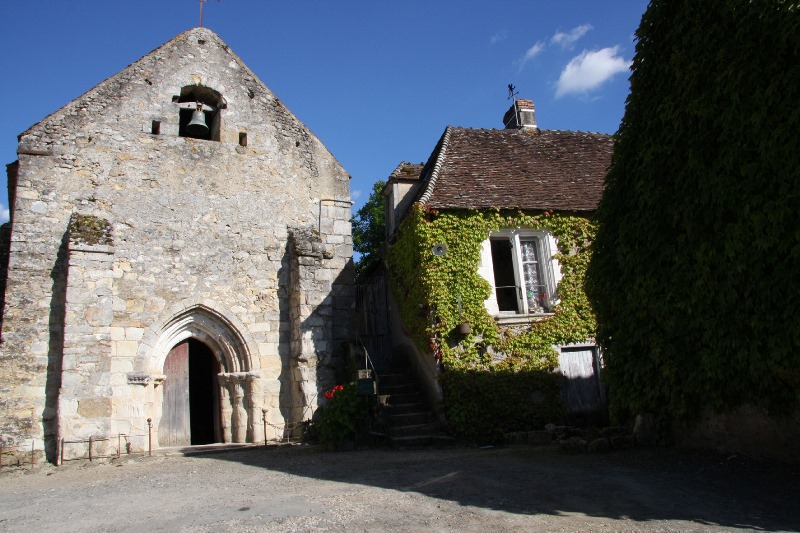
186;104;208;136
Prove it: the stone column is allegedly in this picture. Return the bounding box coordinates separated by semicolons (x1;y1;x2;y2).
219;372;252;443
245;373;263;443
231;382;247;443
218;377;233;443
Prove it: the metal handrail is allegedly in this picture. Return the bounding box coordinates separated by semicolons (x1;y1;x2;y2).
355;332;380;396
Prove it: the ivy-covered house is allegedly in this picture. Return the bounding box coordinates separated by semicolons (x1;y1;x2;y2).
380;99;614;440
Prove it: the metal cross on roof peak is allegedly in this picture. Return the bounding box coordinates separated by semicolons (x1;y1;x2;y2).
199;0;221;28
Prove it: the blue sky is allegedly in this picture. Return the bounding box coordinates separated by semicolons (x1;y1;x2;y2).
0;1;648;222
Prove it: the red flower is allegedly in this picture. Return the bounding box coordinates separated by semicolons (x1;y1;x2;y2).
324;384;345;400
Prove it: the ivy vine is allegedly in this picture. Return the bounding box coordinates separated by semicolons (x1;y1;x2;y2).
385;205;598;438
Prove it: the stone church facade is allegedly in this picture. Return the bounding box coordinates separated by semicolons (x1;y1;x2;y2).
0;27;355;461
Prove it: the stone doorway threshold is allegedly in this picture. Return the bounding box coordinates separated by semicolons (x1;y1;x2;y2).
157;442;262;457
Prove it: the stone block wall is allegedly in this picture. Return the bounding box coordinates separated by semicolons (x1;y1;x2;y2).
673;405;800;463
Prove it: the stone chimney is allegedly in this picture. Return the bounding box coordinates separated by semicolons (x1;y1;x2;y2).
503;99;537;130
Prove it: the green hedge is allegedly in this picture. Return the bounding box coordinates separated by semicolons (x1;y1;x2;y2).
440;370;563;443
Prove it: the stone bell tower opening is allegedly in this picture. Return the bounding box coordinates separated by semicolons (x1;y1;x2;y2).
175;85;224;141
159;338;221;447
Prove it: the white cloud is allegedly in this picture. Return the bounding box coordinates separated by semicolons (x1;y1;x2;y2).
0;206;8;224
515;41;545;71
515;23;591;72
555;46;630;98
551;24;593;48
490;30;508;45
351;189;362;201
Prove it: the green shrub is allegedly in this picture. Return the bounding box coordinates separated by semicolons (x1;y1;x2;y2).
316;383;369;445
440;369;563;443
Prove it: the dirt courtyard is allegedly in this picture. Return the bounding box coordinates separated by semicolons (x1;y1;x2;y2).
0;444;798;532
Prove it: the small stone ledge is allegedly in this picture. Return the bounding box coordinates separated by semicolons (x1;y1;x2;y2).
494;314;555;327
219;371;261;383
69;243;115;255
126;372;165;385
290;228;334;259
127;372;150;385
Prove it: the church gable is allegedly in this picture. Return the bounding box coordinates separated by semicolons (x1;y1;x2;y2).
25;29;267;143
1;27;354;462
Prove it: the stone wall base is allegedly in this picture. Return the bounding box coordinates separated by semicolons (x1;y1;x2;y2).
672;404;800;463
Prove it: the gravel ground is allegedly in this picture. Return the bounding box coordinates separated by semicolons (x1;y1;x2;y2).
0;444;798;532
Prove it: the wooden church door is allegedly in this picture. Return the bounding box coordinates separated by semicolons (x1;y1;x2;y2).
159;341;191;447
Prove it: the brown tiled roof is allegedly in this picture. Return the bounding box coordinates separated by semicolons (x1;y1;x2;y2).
389;162;425;181
417;127;613;212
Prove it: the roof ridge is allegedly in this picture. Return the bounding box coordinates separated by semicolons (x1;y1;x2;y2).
418;126;453;206
450;125;614;136
389;161;424;179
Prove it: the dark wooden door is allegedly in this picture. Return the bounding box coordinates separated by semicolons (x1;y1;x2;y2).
159;341;190;447
356;272;392;372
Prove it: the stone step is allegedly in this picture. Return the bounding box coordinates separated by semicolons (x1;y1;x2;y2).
384;401;427;415
379;382;418;395
389;434;433;447
384;392;423;405
389;422;437;438
389;432;457;448
378;368;444;448
431;433;457;446
378;373;415;387
388;411;436;426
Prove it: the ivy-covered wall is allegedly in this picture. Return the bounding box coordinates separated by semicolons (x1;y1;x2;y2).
586;0;800;426
385;204;598;439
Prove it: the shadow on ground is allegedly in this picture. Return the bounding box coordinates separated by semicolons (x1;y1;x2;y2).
198;444;800;531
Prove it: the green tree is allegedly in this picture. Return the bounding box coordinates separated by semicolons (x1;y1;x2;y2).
586;0;800;423
352;180;386;275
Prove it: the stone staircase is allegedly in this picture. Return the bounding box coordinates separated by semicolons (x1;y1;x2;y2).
377;370;450;447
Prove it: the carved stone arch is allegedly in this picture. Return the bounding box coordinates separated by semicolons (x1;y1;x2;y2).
138;299;256;374
138;299;262;445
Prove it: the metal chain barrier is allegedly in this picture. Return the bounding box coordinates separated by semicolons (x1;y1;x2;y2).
0;441;37;469
262;394;317;445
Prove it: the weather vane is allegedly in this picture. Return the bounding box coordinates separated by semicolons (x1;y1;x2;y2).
507;84;518;102
199;0;220;27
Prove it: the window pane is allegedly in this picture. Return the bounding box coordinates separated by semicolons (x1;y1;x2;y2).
523;262;544;312
520;239;538;262
490;239;519;312
520;238;546;313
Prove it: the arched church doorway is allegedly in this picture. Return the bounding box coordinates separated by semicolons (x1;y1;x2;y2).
158;338;221;447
